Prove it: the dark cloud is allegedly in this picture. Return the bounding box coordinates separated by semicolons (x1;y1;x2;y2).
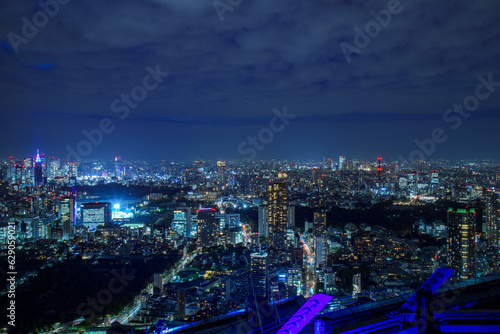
1;0;500;160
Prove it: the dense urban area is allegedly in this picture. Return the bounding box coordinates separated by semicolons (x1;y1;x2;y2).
1;153;499;333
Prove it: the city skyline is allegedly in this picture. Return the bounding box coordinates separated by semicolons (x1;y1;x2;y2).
1;141;500;332
1;1;500;161
4;147;500;165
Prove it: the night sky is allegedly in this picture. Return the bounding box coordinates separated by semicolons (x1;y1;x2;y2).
1;0;500;161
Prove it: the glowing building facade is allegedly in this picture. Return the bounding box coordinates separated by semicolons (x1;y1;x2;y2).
447;207;476;280
268;181;288;249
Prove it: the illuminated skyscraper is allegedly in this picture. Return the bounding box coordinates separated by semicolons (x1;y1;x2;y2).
268;181;288;249
14;163;25;186
376;157;382;183
59;196;75;240
258;205;269;239
250;251;268;301
172;207;192;237
327;158;333;170
484;190;499;247
196;207;219;248
339;155;345;170
286;266;301;296
447;208;476;280
67;162;78;178
34;149;43;186
24;157;33;185
115;156;122;178
313;211;327;236
49;159;60;178
31;218;39;240
347;158;354;171
315;235;327;269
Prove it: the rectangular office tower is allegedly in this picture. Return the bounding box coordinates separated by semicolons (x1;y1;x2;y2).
447;208;476;280
250;251;268;301
484;190;499;247
196;207;219;248
313;211;327;236
268;181;288;249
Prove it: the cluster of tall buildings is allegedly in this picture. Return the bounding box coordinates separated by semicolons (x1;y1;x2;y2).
6;150;79;188
444;187;499;280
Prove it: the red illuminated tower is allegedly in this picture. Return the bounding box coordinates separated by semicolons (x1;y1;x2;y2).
377;157;382;183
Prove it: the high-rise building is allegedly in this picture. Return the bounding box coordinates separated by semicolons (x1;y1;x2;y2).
268;181;288;249
258;205;269;239
7;157;15;183
447;208;476;280
31;218;39;240
376;157;382;183
315;235;327;269
347;158;354;171
34;149;43;187
177;288;186;316
153;273;163;296
49;159;60;178
115;156;122;178
287;205;295;228
339;155;345;170
172;207;192;238
59;196;75;240
313;211;327;236
286;266;301;296
216;161;226;190
62;220;72;241
14;163;25;186
327;158;333;170
24;157;33;186
196;207;219;248
484;190;499;247
67;162;78;178
250;251;268;301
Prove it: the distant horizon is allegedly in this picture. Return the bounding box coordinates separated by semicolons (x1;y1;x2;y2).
2;149;500;165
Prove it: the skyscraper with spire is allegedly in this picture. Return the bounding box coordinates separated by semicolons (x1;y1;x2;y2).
34;149;43;187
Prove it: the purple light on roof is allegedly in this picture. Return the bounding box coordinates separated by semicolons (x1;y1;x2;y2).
276;293;332;334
